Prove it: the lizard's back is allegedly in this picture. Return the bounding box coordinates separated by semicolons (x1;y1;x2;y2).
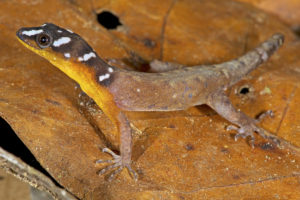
109;65;222;111
109;33;283;111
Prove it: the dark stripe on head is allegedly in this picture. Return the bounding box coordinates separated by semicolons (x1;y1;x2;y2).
17;23;116;87
18;23;97;63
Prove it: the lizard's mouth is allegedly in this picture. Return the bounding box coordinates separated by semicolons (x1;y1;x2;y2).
16;28;25;40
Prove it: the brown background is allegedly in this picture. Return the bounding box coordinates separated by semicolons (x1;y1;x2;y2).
0;0;299;199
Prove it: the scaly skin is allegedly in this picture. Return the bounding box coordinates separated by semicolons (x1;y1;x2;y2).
16;23;284;181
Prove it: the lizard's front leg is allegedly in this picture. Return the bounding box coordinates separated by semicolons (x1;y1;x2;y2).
96;112;138;181
207;91;279;146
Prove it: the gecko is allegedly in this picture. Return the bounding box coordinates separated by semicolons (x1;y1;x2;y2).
16;23;284;181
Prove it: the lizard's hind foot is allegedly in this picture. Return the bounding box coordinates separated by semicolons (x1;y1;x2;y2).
96;148;138;181
226;110;279;146
227;123;264;147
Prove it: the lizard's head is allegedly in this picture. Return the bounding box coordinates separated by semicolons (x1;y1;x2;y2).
16;23;98;68
16;23;105;84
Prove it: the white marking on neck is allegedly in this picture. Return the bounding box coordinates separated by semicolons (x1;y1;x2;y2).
41;24;47;27
22;29;43;36
67;29;73;33
53;37;71;47
78;52;96;62
108;67;114;73
99;73;110;82
57;30;63;33
64;53;71;58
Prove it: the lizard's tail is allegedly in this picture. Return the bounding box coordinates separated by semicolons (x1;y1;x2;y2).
216;33;284;86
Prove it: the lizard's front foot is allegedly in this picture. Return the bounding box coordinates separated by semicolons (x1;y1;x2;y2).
226;110;279;146
96;148;138;181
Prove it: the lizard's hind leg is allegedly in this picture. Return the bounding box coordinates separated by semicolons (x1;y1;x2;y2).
207;92;278;146
96;112;138;181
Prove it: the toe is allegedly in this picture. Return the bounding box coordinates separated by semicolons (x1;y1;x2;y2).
234;133;244;141
256;110;274;123
95;159;114;164
248;135;256;148
108;166;124;182
102;148;120;159
255;127;268;139
98;162;121;175
226;125;238;131
126;165;138;181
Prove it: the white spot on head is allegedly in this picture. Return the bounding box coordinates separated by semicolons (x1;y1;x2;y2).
136;88;141;92
78;52;96;62
108;67;114;73
53;37;71;47
22;29;43;36
67;29;73;33
99;73;110;82
57;30;62;33
64;53;71;58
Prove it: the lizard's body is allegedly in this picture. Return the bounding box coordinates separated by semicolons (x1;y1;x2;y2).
16;23;284;181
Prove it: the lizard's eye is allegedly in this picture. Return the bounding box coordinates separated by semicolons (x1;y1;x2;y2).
36;33;52;48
